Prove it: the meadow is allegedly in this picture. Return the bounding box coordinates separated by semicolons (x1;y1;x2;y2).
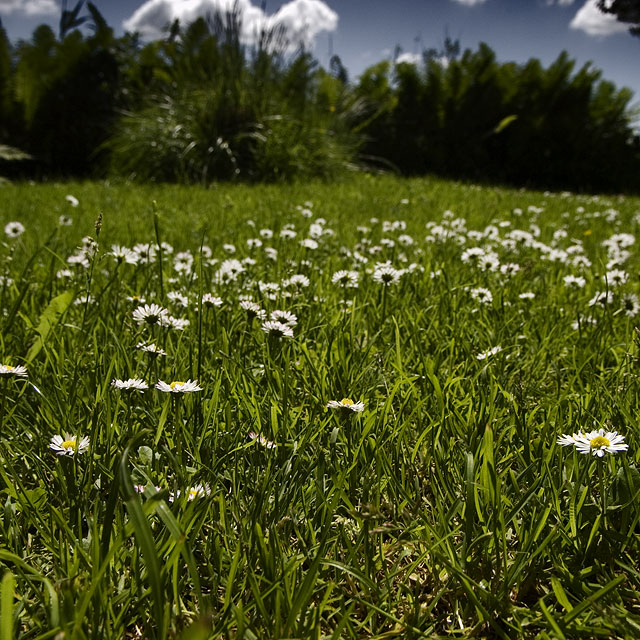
0;175;639;639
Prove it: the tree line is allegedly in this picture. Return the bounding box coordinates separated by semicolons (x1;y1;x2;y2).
0;1;638;192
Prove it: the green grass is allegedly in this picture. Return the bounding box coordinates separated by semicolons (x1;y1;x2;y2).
0;175;640;639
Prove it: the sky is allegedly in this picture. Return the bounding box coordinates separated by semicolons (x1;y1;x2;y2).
1;0;639;107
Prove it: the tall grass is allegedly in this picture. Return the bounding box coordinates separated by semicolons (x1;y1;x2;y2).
0;175;639;638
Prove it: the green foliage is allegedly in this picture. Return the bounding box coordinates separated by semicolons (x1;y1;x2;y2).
1;176;640;637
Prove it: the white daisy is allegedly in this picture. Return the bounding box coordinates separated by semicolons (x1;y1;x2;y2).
132;304;169;325
4;222;25;238
476;345;502;360
0;364;28;378
111;378;149;392
248;432;277;449
50;433;90;456
202;294;223;308
327;398;365;413
155;380;203;393
261;320;294;339
136;342;167;357
332;270;359;288
571;428;629;457
372;264;401;286
170;483;211;502
269;310;297;326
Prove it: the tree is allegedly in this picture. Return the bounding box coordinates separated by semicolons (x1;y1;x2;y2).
597;0;640;37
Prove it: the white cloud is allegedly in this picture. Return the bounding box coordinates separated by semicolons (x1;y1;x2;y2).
396;52;421;65
0;0;58;15
570;0;629;35
123;0;338;48
449;0;488;6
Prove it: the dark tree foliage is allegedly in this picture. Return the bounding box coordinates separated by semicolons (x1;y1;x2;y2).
356;44;640;192
0;3;639;191
597;0;640;36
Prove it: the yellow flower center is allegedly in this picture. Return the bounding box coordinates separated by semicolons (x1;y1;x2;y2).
61;439;76;449
340;398;354;406
6;365;14;371
590;436;610;449
170;381;185;389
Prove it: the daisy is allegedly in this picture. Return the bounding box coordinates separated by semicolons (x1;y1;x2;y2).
240;300;265;320
155;380;203;393
136;342;167;357
132;303;169;325
169;483;211;502
261;320;294;339
476;345;502;360
282;274;309;289
372;264;402;286
111;378;149;392
621;293;640;317
50;433;90;456
65;194;79;207
331;270;359;288
470;287;493;305
327;398;365;413
270;310;297;326
160;316;190;331
4;222;25;238
248;432;277;449
202;294;223;308
58;215;73;226
563;274;586;289
0;364;28;378
564;428;629;457
110;245;139;265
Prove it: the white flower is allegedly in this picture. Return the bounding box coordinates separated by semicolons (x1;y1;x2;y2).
248;432;277;449
202;294;223;308
50;433;90;456
519;292;535;300
372;264;401;286
155;380;203;393
167;291;189;308
136;342;167;357
476;346;502;360
261;320;294;339
111;378;149;392
170;483;211;502
270;310;297;326
605;269;628;287
589;291;613;308
159;315;190;330
65;194;79;207
563;275;586;289
301;238;318;250
240;300;265;319
109;245;139;265
560;428;629;457
327;398;365;413
621;293;640;317
58;215;73;226
132;304;169;325
470;287;493;305
282;274;309;289
332;270;359;288
0;364;27;377
4;222;25;238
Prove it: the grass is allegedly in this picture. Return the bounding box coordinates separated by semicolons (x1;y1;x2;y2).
0;174;639;639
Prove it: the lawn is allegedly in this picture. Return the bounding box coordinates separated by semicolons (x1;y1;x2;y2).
0;175;639;639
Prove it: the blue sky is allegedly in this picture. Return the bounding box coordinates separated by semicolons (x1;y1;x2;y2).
2;0;639;105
